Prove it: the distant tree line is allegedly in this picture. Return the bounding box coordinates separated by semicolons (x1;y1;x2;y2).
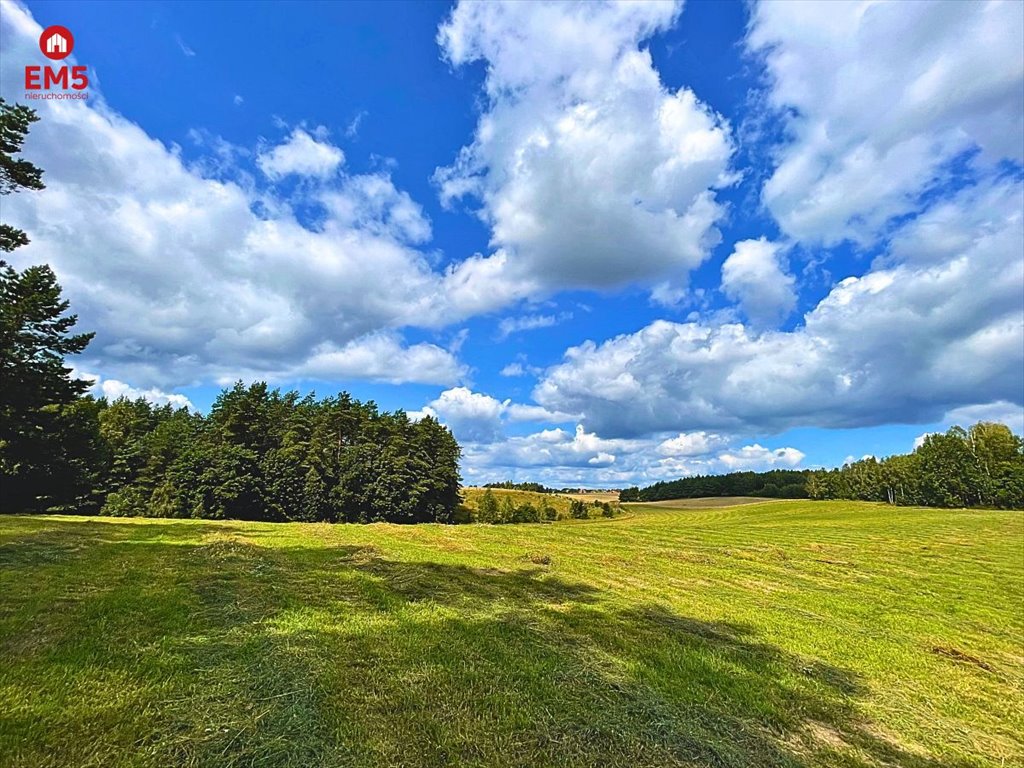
807;424;1023;509
0;99;461;524
482;481;618;496
620;425;1023;510
482;480;556;494
620;469;811;503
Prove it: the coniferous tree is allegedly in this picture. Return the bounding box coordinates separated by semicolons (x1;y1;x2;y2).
0;98;44;255
0;102;97;511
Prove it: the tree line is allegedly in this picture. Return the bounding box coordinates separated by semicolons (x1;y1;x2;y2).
481;481;606;495
0;99;461;524
807;423;1023;509
0;276;464;522
95;385;461;523
620;425;1023;509
482;481;556;494
620;469;811;502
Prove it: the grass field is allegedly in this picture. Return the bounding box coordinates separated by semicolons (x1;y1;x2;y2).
635;496;777;508
559;491;621;503
460;487;579;517
1;501;1021;767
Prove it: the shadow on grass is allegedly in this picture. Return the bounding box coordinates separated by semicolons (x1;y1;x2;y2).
0;519;977;768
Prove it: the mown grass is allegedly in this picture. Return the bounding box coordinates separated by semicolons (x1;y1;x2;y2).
634;496;776;508
0;501;1021;767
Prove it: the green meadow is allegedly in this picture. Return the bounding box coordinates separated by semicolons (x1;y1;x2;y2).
1;501;1021;768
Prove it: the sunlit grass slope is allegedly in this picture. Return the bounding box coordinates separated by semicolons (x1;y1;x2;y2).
460;486;576;517
1;501;1021;768
634;496;776;508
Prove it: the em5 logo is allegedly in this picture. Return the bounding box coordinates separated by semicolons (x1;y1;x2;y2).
25;25;89;95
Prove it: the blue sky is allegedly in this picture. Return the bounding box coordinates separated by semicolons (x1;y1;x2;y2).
2;0;1022;486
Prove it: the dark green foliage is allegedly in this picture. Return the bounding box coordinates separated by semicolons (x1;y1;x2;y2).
0;99;44;254
171;441;266;521
619;486;640;502
0;264;95;511
515;502;540;523
0;99;43;254
483;480;555;493
570;499;590;519
0;99;44;200
0;101;102;512
631;469;812;502
807;423;1023;509
628;425;1022;511
90;382;463;523
31;397;107;514
0;266;463;524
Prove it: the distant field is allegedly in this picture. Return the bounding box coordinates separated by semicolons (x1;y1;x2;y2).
559;490;620;503
1;502;1021;767
633;496;779;508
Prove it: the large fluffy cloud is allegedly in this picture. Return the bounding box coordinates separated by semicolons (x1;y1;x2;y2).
748;0;1024;245
460;423;805;487
658;431;729;457
720;238;796;328
435;0;735;305
534;177;1024;437
718;444;804;471
0;1;462;390
469;425;630;470
409;386;575;443
412;389;806;486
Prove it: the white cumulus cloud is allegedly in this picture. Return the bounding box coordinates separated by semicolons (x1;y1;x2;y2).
257;127;345;180
75;370;194;410
747;0;1024;246
410;386;574;443
720;238;796;328
657;431;729;457
434;0;735;307
718;444;805;470
0;1;463;391
534;178;1023;437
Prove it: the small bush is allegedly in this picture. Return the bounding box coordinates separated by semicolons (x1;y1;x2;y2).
516;502;540;523
100;486;148;517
